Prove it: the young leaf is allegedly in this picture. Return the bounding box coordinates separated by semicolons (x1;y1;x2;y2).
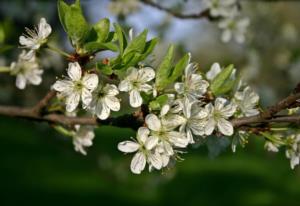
57;0;90;46
155;45;174;90
123;29;148;56
96;62;113;75
113;23;127;55
93;18;110;43
210;64;234;96
149;95;169;110
169;53;190;83
83;42;118;53
139;37;158;61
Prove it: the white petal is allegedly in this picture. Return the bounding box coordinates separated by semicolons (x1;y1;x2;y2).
82;73;99;90
130;152;146;174
16;74;26;89
217;118;234;136
206;63;221;80
145;136;159;150
220;102;236;118
96;101;110;120
118;80;132;92
118;141;139;153
148;152;162;170
161;154;170;167
137;127;150;143
174;82;185;94
105;96;120;111
221;29;232;43
19;36;37;49
167;131;188;148
138;67;155;82
205;118;216;135
38;18;52;39
129;89;143;108
139;83;152;93
68;62;82;81
163;141;174;156
104;84;119;96
66;92;80;112
215;97;227;111
52;80;73;92
145;114;161;132
81;88;93;107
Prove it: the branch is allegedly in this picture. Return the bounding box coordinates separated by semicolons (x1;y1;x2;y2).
139;0;213;20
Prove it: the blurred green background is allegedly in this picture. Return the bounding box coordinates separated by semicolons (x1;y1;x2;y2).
1;0;300;205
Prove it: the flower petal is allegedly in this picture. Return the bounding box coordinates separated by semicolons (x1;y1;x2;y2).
217;118;234;136
145;136;159;150
145;114;161;132
118;141;139;153
205;118;216;136
82;73;99;90
167;131;188;148
206;63;221;80
81;88;93;107
148;152;162;170
129;89;143;108
104;84;119;96
138;67;155;82
118;80;132;92
68;62;82;81
38;17;52;39
130;152;146;174
16;74;26;89
105;96;120;112
52;80;73;93
96;100;110;120
137;127;150;143
66;92;80;112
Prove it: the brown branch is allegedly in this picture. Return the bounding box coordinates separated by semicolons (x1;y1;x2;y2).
139;0;214;20
32;90;56;114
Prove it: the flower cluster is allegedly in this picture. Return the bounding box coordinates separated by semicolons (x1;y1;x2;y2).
10;18;52;89
118;61;260;174
204;0;250;43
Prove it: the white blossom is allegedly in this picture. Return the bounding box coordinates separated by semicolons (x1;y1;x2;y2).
89;84;120;120
119;67;155;108
19;17;52;50
234;86;260;117
204;97;237;136
286;134;300;169
175;61;209;102
118;127;163;174
218;16;250;43
10;50;43;90
52;62;98;112
180;99;208;143
108;0;140;16
265;141;280;153
203;0;237;17
206;62;222;81
145;114;188;156
72;125;95;155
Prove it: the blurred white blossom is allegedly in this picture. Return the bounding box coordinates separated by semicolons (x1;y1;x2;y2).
234;86;260;117
19;17;52;50
10;50;43;90
73;125;95;155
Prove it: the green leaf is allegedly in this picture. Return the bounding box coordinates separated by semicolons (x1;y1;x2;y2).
139;37;158;61
149;95;169;110
113;23;127;55
169;53;190;83
96;62;113;75
57;0;90;46
123;29;148;56
155;45;175;90
84;42;118;53
93;18;110;43
210;64;235;96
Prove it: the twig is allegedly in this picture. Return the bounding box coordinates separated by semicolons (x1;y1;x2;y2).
139;0;213;20
32;90;56;114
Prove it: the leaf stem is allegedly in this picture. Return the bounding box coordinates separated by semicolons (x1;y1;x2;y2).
46;44;71;58
0;66;10;73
